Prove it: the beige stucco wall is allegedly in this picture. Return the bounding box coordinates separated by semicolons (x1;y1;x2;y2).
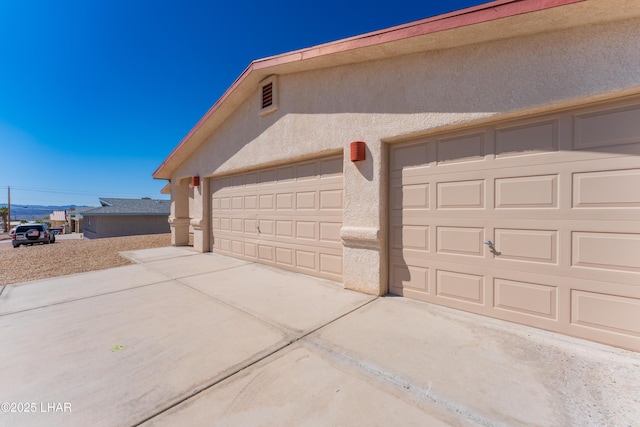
171;17;640;294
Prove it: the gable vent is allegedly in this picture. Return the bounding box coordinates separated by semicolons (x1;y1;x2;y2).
262;82;273;109
259;75;278;116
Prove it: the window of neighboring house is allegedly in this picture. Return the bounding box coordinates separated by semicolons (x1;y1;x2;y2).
259;75;279;116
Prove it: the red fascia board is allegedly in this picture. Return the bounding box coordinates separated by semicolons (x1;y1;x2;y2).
253;0;583;64
153;0;585;179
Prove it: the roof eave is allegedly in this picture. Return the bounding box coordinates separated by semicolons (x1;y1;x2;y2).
152;0;598;180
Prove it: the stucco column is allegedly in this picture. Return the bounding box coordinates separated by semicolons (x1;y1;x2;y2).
170;178;190;246
341;140;387;295
190;177;210;252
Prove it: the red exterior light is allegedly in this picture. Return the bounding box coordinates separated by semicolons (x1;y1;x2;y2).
350;141;366;162
191;176;200;187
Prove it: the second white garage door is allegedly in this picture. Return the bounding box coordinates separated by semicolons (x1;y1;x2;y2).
389;97;640;351
211;155;344;281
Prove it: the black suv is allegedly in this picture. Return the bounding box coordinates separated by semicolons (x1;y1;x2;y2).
12;223;56;248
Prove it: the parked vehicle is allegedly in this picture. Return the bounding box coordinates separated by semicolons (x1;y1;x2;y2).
12;223;56;248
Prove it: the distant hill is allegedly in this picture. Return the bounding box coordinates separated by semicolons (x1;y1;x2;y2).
0;204;93;221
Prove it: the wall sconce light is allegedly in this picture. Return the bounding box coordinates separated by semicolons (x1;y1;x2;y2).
350;141;366;162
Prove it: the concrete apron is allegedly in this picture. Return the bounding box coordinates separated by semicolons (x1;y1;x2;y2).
0;248;637;426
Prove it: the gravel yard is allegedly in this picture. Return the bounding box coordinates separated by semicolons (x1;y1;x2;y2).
0;234;173;286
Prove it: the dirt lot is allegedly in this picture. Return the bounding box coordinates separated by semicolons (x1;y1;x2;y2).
0;234;173;286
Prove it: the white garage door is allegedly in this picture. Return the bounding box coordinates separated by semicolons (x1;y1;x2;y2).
211;155;343;281
389;98;640;351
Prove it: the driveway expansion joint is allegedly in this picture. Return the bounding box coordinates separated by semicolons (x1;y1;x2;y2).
306;336;495;427
136;295;378;426
145;260;253;282
0;279;178;317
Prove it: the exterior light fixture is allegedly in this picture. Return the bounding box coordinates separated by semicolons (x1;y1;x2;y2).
350;141;366;162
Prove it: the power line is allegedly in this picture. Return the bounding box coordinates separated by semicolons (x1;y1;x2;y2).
0;185;163;198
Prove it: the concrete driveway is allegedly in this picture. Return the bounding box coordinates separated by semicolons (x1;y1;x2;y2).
1;247;638;426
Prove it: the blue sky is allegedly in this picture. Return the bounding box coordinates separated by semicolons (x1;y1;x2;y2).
0;0;486;206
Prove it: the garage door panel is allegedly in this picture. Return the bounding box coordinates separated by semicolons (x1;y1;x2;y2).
390;98;640;351
244;219;257;235
572;232;640;273
495;119;559;157
437;180;485;209
320;157;343;177
319;189;343;210
389;263;429;292
392;225;429;251
391;142;430;171
296;250;317;271
436;132;487;164
259;194;274;210
231;240;243;255
436;226;484;257
495;175;558;208
574;103;640;150
258;219;274;235
212;156;343;282
573;169;640;208
296;221;316;240
258;244;274;261
243;195;257;209
494;229;557;264
220;197;231;210
319;222;342;243
219;238;231;252
571;291;640;337
494;278;558;320
276;193;294;210
231;196;243;210
319;253;343;277
275;247;294;266
436;270;485;304
275;220;294;238
244;242;257;259
296;191;316;209
231;218;243;232
296;162;317;180
395;183;430;209
258;169;276;184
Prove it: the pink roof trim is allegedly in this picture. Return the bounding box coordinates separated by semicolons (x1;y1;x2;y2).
153;0;585;178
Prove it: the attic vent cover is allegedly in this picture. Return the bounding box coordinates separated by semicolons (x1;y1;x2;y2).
262;82;273;109
259;75;278;116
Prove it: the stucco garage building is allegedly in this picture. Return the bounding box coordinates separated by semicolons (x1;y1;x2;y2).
154;0;640;351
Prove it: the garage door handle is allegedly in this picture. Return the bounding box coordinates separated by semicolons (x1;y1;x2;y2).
484;240;501;256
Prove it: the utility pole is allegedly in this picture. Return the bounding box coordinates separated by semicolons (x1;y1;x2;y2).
8;186;10;227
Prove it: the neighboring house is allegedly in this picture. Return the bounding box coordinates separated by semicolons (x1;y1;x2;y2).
50;208;93;233
68;207;92;233
82;198;170;239
153;0;640;352
49;210;68;229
